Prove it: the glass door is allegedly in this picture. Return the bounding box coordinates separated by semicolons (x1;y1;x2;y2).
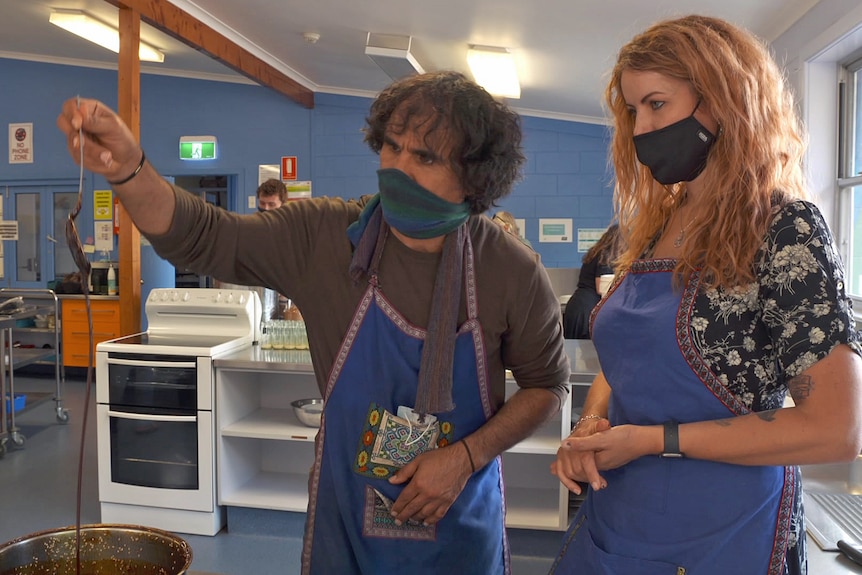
2;186;82;289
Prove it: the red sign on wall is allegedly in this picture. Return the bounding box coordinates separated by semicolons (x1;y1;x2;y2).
281;156;297;180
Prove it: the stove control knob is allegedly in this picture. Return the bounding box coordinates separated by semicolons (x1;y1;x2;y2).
227;293;235;304
161;291;170;301
214;292;222;303
182;291;190;302
171;291;180;301
239;294;246;305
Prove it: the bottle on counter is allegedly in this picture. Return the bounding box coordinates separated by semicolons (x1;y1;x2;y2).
107;262;117;295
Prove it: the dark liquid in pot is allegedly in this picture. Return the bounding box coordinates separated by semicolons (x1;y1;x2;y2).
0;558;174;575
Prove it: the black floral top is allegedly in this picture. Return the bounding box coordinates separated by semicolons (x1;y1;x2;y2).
634;199;861;574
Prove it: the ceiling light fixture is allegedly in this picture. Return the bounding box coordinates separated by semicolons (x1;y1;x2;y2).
467;45;520;99
49;9;165;63
365;33;424;80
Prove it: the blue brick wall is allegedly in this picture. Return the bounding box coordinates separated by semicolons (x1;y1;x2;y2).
0;58;612;270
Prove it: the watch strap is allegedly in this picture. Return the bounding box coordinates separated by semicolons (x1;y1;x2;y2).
660;420;684;458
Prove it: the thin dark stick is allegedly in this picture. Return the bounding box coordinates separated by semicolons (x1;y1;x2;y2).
69;97;94;575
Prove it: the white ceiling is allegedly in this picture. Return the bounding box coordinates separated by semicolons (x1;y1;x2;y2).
0;0;823;122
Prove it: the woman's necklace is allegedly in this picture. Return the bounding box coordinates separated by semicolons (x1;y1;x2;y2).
674;218;696;248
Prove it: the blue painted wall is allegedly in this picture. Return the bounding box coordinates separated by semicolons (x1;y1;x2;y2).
0;58;612;270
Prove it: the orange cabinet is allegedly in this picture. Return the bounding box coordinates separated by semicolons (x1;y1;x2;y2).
61;298;121;368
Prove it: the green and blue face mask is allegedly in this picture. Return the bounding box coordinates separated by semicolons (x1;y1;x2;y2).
347;168;470;246
376;168;470;239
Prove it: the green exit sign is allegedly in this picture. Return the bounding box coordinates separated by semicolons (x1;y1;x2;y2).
179;136;217;160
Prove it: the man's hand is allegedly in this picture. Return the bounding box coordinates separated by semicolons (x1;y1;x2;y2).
388;443;472;526
56;98;142;182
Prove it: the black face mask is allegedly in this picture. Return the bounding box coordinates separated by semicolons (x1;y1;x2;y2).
633;101;716;185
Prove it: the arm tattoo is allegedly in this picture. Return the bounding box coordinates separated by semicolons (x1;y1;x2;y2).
755;409;778;422
788;374;814;404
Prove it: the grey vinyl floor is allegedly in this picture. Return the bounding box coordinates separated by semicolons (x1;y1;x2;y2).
0;371;560;574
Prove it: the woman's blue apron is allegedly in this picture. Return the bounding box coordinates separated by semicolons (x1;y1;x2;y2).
550;262;795;575
301;233;509;574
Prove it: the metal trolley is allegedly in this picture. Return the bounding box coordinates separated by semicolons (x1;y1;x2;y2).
0;288;67;458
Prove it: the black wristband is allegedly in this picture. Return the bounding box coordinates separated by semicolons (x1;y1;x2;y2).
460;440;476;473
107;151;146;186
660;420;684;458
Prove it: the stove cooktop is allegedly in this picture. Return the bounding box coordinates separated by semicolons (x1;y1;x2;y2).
97;331;254;357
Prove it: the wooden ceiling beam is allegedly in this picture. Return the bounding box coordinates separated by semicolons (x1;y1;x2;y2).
107;0;314;108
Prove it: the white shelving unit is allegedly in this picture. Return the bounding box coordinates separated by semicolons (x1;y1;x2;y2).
216;354;586;531
217;365;318;511
502;375;572;530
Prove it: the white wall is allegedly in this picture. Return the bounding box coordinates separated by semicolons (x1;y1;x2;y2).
771;0;862;230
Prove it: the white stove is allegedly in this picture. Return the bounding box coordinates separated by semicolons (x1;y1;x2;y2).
97;287;260;356
95;288;260;536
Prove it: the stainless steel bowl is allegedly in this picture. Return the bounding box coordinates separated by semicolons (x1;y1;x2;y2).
291;398;324;428
0;524;192;574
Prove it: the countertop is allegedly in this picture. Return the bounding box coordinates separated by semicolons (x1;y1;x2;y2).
216;340;600;384
55;294;119;300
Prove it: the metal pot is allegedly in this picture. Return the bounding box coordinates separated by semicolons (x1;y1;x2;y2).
0;524;192;574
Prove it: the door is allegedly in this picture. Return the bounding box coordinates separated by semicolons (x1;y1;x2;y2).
2;186;81;289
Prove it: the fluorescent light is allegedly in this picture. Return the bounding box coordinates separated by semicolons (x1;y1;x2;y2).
49;9;164;63
467;45;520;99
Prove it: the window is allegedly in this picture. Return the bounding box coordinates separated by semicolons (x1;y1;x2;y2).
837;53;862;305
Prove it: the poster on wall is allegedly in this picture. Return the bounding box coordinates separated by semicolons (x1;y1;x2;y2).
8;123;33;164
539;218;572;243
258;164;280;185
577;228;607;252
94;221;113;252
0;199;3;278
93;190;113;220
286;181;312;201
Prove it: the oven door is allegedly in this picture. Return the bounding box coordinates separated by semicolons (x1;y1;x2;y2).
97;352;214;410
97;404;215;512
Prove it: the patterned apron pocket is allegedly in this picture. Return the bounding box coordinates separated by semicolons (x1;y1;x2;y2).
353;402;453;479
362;485;436;541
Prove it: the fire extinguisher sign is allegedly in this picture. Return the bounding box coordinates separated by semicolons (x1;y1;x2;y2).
281;156;297;180
8;123;33;164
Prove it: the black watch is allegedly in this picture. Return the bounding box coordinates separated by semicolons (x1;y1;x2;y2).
659;420;685;458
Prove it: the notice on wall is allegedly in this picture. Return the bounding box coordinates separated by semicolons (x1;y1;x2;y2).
577;228;607;252
0;200;4;278
94;221;113;252
0;221;19;240
286;180;312;201
93;190;113;220
258;164;280;185
539;218;572;243
8;123;33;164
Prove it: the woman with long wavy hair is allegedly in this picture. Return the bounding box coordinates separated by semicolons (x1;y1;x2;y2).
550;15;862;574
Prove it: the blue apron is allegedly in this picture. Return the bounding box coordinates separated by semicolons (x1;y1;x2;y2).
550;262;795;575
301;233;509;574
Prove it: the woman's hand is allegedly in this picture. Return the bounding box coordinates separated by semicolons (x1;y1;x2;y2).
551;416;611;494
552;421;662;494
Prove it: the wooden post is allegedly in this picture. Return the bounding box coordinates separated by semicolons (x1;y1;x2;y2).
116;5;142;336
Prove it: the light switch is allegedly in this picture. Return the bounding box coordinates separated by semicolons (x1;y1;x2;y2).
248;196;256;209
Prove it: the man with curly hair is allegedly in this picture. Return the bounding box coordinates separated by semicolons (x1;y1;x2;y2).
57;70;570;574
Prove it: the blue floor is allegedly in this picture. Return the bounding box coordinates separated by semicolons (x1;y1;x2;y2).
0;372;560;574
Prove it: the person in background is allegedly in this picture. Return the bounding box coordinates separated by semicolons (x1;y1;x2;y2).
257;178;302;320
57;70;570;575
492;210;533;248
550;15;862;574
256;177;286;211
562;223;621;339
